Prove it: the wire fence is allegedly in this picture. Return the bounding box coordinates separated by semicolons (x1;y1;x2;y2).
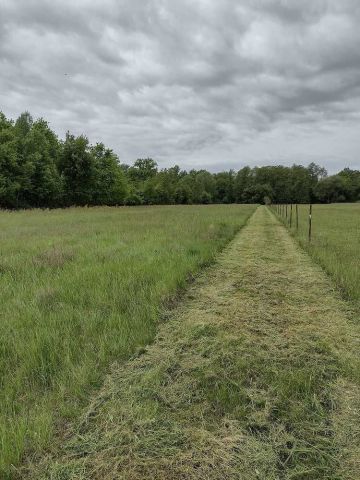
270;203;313;242
268;202;360;305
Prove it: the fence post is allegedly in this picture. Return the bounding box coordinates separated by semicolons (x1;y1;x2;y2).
296;204;299;231
285;204;288;223
290;204;293;228
308;204;312;242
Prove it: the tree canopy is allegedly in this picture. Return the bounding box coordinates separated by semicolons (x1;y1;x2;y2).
1;111;359;209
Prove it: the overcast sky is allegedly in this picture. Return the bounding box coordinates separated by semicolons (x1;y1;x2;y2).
1;0;360;172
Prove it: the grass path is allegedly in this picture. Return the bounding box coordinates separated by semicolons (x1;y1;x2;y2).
24;206;360;479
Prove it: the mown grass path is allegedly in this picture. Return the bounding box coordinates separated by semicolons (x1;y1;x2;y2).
25;206;360;480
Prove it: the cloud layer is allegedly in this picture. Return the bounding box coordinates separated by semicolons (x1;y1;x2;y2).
1;0;360;171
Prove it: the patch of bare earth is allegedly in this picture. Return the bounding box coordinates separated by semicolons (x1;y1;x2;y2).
23;207;360;480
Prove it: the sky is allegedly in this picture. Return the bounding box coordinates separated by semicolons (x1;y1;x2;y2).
1;0;360;173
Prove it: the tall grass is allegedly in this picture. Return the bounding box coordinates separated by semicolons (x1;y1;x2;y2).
272;203;360;305
0;204;256;477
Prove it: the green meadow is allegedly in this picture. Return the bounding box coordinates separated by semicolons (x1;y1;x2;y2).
0;204;256;477
23;206;360;480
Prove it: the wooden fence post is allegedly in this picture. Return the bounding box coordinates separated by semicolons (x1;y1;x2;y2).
290;204;293;228
308;204;312;242
296;204;299;231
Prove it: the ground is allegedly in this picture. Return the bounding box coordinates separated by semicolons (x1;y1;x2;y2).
23;206;360;479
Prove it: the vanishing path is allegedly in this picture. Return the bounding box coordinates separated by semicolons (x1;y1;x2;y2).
27;207;360;480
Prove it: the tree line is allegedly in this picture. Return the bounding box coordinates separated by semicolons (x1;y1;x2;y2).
1;111;359;209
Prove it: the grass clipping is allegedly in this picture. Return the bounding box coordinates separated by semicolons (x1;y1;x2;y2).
24;207;360;480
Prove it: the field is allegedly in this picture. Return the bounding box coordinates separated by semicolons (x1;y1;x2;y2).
273;203;360;306
0;204;256;477
23;206;360;480
1;203;360;480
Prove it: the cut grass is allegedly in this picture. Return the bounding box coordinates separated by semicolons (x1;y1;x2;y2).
23;206;360;480
0;204;256;478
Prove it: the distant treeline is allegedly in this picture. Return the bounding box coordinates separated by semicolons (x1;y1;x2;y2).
1;111;359;209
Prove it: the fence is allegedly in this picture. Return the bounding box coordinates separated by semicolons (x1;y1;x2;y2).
270;203;313;242
268;202;360;305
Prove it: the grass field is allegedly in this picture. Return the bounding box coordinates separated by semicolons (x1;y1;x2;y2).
0;204;256;478
24;207;360;480
273;203;360;306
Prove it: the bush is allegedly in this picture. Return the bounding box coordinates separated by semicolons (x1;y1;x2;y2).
124;192;143;206
200;191;212;204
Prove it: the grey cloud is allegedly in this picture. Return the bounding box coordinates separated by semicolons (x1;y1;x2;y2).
0;0;359;172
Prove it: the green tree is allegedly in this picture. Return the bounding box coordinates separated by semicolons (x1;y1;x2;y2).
91;143;128;205
21;119;62;207
142;166;182;205
243;183;273;204
338;168;360;202
127;158;158;184
190;170;216;203
124;191;143;206
308;162;328;182
174;176;192;204
213;171;235;203
234;167;252;202
0;112;21;208
315;175;349;203
290;165;312;203
14;111;33;145
13;112;35;206
58;133;96;206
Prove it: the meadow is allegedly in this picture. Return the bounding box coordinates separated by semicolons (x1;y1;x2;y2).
273;203;360;306
24;206;360;480
0;204;256;477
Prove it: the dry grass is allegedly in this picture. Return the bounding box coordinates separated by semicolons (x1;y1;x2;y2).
34;248;75;269
23;207;360;480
